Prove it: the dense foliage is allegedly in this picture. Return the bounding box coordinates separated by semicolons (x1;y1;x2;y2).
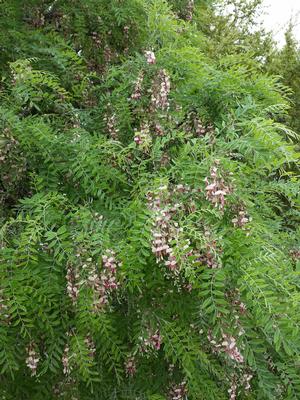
267;26;300;134
0;1;299;399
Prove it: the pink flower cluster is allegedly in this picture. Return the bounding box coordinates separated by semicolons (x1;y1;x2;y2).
145;50;156;64
208;321;252;399
151;69;171;111
123;25;129;36
182;113;214;139
104;113;119;140
228;376;237;400
134;122;151;147
198;248;218;269
150;331;163;350
174;184;191;194
228;373;253;399
147;187;180;273
140;330;163;353
226;289;247;316
242;373;253;391
148;184;195;277
221;334;244;363
62;343;71;375
194;118;214;137
131;71;144;100
233;300;247;315
232;209;250;229
66;265;80;305
124;356;137;377
205;163;231;211
208;332;244;363
151;229;171;260
169;381;188;400
87;250;120;311
165;254;178;271
154;122;164;136
63;332;96;375
26;342;40;376
197;229;220;269
87;268;107;310
133;122;166;148
84;334;96;358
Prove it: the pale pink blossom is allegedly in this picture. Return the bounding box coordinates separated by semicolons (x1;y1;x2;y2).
145;50;156;64
26;342;40;376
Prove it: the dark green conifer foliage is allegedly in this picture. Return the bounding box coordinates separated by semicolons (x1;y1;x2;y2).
0;1;299;399
267;25;300;134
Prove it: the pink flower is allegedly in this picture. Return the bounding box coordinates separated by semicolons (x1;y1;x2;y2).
131;71;144;100
84;334;96;358
87;250;120;312
221;335;244;363
125;356;137;377
165;255;178;271
134;135;143;144
104;113;119;139
150;69;171;111
66;266;79;305
145;50;156;64
150;331;163;350
169;381;188;400
232;209;250;229
204;164;231;211
26;342;40;376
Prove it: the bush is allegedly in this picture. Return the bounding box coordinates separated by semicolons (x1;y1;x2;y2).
0;1;299;399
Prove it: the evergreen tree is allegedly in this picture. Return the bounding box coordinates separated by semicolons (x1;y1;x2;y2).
267;25;300;134
0;1;299;399
194;0;275;66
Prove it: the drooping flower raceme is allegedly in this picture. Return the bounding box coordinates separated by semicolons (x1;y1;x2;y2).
124;356;137;377
104;113;119;140
62;343;71;375
150;69;171;111
87;249;120;312
26;342;40;376
145;50;156;64
205;163;231;211
66;265;80;305
134;122;152;148
169;381;188;400
84;334;96;358
139;329;163;355
232;209;250;229
131;71;144;100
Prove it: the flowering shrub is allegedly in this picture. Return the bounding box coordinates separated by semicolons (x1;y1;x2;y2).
0;1;299;399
